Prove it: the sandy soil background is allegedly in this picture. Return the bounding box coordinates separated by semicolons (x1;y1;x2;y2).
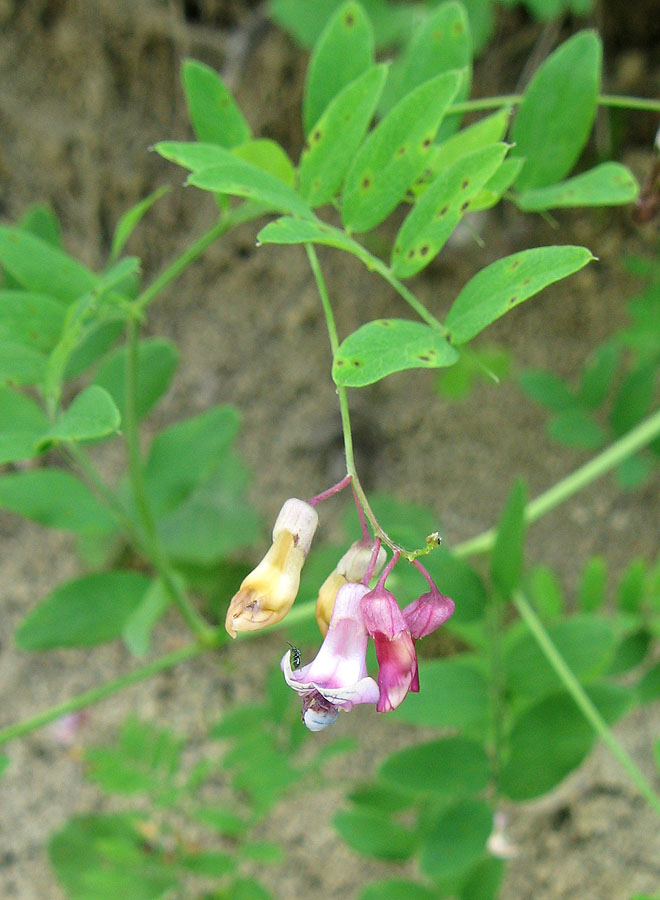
1;1;660;898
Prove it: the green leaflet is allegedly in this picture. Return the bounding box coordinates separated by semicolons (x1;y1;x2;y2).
121;579;172;657
392;142;509;278
500;684;630;800
0;290;65;352
0;340;46;387
233;139;296;187
257;216;364;256
110;185;170;263
0;387;49;464
154;140;236;172
333;808;415;861
188;159;314;218
303;0;374;134
93;338;179;422
512;30;601;192
182;58;251;147
413;107;511;194
38;385;121;448
445;245;594;345
381;1;472;118
491;479;527;599
0;469;115;532
379;737;490;799
0;226;97;303
332;319;459;387
16;572;152;649
419;798;493;880
299;65;387;207
341;70;463;232
517;162;639;211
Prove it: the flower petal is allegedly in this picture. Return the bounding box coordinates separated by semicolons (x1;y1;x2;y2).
402;589;454;639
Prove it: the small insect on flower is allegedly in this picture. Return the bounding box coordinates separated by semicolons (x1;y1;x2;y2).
287;641;302;670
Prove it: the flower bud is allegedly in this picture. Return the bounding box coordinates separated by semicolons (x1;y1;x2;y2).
315;540;387;637
225;498;318;638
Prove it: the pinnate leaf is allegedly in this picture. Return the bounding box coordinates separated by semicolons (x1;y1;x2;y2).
333;808;415;860
333;318;458;387
445;246;594;344
379;737;490;799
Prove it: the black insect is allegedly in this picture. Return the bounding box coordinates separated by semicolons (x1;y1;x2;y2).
287;641;302;670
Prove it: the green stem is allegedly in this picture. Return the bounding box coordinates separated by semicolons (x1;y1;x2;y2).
305;244;420;557
448;92;660;117
124;317;214;642
135;202;265;314
513;590;660;818
0;643;206;748
454;406;660;559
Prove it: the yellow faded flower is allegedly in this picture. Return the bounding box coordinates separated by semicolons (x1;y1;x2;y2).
315;540;387;637
226;498;318;638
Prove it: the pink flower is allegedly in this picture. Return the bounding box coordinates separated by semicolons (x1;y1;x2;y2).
281;582;380;731
361;582;417;713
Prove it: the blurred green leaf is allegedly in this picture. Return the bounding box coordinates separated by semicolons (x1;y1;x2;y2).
577;555;608;612
491;479;527;599
0;469;115;532
518;369;576;412
436;344;511;401
19;203;61;247
512;31;601;192
0;753;8;778
233;139;296;187
636;660;660;703
342;70;462;232
548;407;606;449
391;657;489;734
617;558;646;613
49;814;176;900
182;59;251;147
500;684;630;800
93;338;179;422
446;246;594;345
333;808;415;860
609;362;656;436
0;226;96;303
379;737;490;799
577;342;620;409
16;572;151;650
0;290;65;352
517;163;638;211
192;807;247;837
359;880;436;900
303;0;374;134
240;842;283;864
121;578;173;657
188;160;313;218
460;856;505;900
178;851;236;876
419;798;493;880
38;385;121;447
607;628;651;676
0;340;46;386
503;616;616;699
110;186;170;263
0;387;49;464
333;318;458;387
269;0;411;49
525;565;564;619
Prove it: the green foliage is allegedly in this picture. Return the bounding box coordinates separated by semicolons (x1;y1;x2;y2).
520;255;660;487
379;737;490;799
302;0;375;134
0;469;115;532
511;30;601;194
182;59;252;147
16;572;152;650
491;479;527;599
419;798;493;879
93;338;179;422
38;385;121;447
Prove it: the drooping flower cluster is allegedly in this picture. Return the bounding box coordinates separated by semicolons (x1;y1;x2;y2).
225;487;454;731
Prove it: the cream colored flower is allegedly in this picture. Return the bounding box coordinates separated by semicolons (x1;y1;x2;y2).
225;499;318;638
315;540;386;637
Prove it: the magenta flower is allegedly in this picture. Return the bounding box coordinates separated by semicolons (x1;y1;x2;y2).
281;581;380;731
